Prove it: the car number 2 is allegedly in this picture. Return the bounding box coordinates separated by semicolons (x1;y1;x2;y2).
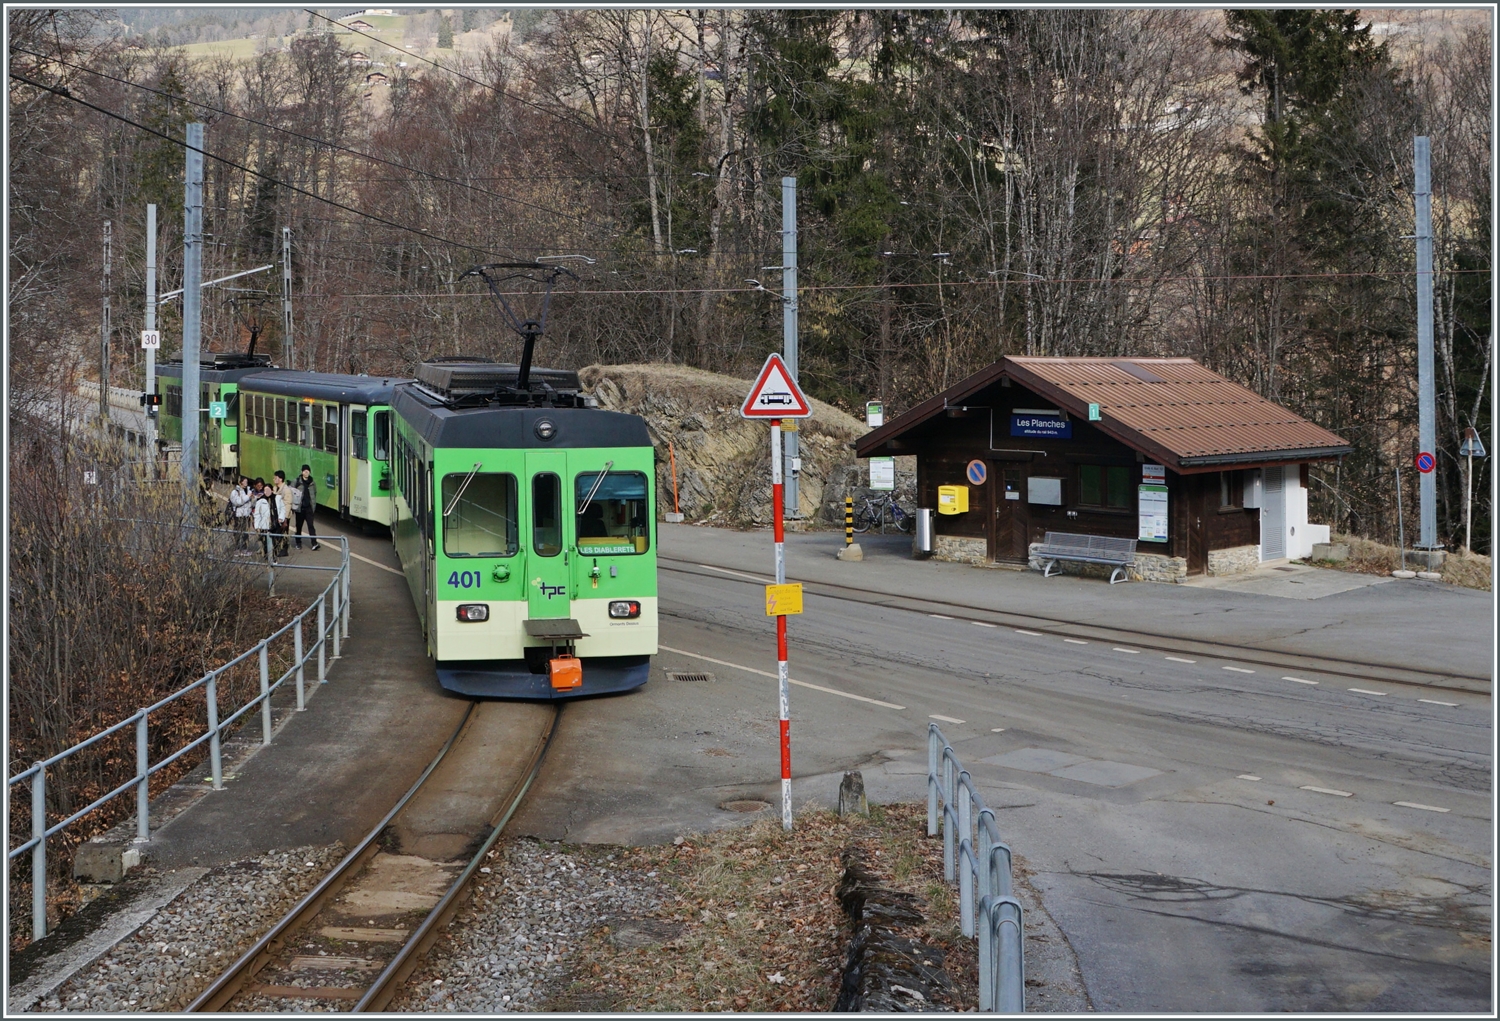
448;570;482;590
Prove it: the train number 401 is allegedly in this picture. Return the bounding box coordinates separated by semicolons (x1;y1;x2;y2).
448;570;483;590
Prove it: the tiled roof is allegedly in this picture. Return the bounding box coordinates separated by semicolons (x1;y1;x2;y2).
855;357;1352;470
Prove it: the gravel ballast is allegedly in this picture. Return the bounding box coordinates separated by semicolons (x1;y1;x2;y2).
32;844;345;1013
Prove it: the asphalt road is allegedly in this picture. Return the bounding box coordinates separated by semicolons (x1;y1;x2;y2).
519;525;1493;1013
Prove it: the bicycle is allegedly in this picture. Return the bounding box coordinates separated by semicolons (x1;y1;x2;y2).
852;493;913;534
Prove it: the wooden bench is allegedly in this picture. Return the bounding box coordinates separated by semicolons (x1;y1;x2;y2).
1034;532;1137;585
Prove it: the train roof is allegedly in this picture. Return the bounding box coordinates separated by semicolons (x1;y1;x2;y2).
239;371;411;405
392;384;651;450
157;356;279;384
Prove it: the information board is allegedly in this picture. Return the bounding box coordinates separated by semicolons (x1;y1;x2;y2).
869;456;895;491
1138;484;1168;542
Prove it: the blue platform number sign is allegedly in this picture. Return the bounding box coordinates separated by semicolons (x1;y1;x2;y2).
1088;403;1101;421
208;401;227;419
966;460;987;485
1010;413;1072;439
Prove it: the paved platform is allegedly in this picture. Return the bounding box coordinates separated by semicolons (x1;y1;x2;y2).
140;529;471;869
657;523;1493;687
1182;559;1392;599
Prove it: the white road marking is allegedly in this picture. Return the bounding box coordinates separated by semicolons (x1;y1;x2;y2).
1112;647;1141;654
1237;775;1262;781
1283;676;1319;685
991;727;1006;733
695;563;773;583
1299;785;1354;798
1418;699;1458;707
972;621;997;628
1348;688;1387;696
1165;656;1196;664
1063;638;1089;645
1393;801;1450;813
657;645;906;710
1222;666;1255;674
350;551;403;576
1015;629;1043;636
929;714;966;725
930;614;954;620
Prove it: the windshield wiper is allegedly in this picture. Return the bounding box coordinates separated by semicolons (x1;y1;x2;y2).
577;460;615;517
443;462;483;518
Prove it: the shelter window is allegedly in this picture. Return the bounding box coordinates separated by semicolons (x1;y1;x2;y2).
1078;465;1130;510
442;472;518;557
575;471;650;554
351;411;367;461
1219;470;1243;510
532;473;563;556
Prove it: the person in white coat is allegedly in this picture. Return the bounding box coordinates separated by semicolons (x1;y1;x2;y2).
251;478;275;560
229;476;253;552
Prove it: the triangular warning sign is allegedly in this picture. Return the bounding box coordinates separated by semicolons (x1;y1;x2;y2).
740;353;813;419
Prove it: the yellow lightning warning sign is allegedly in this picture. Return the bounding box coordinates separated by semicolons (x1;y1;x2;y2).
764;583;804;617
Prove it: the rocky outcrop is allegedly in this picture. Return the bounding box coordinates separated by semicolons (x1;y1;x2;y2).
579;363;864;527
834;849;955;1012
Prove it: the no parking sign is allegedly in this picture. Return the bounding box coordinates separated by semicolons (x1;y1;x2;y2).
1415;451;1435;474
966;460;987;485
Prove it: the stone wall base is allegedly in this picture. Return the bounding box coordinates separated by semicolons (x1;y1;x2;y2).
932;535;987;565
1028;544;1187;584
1207;544;1260;577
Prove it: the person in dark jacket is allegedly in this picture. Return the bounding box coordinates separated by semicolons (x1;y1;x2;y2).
293;464;321;551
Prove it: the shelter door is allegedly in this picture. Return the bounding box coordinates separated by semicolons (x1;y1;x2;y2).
525;452;571;620
1261;467;1285;560
990;465;1028;562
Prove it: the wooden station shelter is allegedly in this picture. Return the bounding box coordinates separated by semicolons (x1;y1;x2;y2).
855;357;1352;580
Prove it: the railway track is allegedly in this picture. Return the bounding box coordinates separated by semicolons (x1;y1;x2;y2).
659;556;1491;695
187;702;560;1012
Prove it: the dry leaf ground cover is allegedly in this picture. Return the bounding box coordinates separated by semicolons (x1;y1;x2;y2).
542;802;976;1012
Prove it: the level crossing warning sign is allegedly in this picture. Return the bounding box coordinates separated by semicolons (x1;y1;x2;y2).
740;353;812;419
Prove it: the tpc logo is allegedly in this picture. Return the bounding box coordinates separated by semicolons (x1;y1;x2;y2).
539;583;566;599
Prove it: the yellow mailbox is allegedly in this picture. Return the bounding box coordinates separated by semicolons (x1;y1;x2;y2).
937;484;970;514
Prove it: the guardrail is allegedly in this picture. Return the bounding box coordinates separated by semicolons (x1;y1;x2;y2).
928;723;1024;1012
7;529;352;942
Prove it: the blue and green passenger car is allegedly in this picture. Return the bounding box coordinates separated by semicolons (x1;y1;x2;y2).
236;372;406;525
155;352;274;480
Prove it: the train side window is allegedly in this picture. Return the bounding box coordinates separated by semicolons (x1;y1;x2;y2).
273;399;284;441
325;411;339;453
311;404;323;449
442;473;517;557
351;411;368;461
372;412;389;461
225;391;240;426
532;473;563;557
575;471;650;554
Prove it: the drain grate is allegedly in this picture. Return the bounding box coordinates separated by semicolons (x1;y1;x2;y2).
719;799;770;813
667;671;716;683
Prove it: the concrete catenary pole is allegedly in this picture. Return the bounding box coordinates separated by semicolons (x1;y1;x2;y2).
145;203;158;450
281;226;294;369
182;122;205;515
782;177;800;519
1414;136;1437;552
100;220;111;423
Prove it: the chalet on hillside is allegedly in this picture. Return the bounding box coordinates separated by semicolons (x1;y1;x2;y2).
855;357;1351;581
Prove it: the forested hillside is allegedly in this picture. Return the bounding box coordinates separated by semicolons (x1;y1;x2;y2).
8;8;1491;550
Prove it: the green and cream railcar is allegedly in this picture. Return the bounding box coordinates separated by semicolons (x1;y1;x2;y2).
236;371;407;525
390;361;657;699
155;353;274;479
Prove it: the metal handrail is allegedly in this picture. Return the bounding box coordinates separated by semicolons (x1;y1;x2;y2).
928;723;1025;1012
7;528;352;941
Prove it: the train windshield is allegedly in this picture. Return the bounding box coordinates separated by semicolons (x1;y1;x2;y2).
575;472;649;554
441;472;518;556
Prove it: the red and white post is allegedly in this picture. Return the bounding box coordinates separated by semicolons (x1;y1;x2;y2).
771;419;791;830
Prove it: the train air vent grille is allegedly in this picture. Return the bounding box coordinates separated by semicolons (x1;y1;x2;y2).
415;361;581;394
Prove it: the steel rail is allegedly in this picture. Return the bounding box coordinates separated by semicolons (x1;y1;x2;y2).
354;703;564;1012
186;702;481;1011
657;556;1490;693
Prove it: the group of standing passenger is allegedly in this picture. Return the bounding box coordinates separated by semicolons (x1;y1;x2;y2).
229;465;320;558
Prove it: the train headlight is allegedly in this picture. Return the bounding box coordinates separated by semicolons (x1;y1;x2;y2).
456;604;489;622
534;418;556;441
608;600;641;619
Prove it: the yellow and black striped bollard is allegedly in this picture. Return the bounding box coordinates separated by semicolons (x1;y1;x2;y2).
845;494;854;546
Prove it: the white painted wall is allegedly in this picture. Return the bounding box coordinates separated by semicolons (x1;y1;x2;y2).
1279;465;1329;560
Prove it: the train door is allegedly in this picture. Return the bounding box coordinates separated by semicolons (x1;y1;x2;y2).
524;452;570;620
348;406;369;520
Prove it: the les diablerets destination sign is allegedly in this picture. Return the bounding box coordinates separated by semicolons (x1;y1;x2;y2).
1011;413;1072;439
